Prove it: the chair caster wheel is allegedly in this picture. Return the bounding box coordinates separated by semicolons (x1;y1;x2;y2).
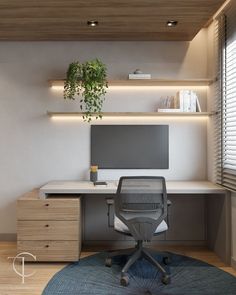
163;256;171;265
105;257;112;267
162;274;171;285
120;274;129;286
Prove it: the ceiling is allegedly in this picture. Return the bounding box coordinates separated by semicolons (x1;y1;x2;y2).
0;0;226;41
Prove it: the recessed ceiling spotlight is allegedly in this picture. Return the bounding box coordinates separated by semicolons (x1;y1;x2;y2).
87;20;98;27
167;20;178;27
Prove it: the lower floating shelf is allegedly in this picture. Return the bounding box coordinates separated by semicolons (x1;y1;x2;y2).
47;111;216;118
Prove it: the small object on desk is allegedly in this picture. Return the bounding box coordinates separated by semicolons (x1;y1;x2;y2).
94;181;107;186
90;165;98;183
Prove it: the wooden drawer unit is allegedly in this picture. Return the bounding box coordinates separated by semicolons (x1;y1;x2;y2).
17;190;81;262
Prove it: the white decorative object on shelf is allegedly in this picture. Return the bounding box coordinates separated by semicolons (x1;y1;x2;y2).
157;96;175;112
128;74;151;79
128;69;151;79
133;69;143;74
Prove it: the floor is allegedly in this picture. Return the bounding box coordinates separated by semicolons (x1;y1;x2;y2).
0;242;235;295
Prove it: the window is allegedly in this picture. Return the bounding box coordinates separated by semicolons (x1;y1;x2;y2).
220;2;236;191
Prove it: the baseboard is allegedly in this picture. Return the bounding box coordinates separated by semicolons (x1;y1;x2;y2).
232;257;236;270
0;233;17;241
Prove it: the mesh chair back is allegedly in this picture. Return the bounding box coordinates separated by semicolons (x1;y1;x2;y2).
115;176;167;241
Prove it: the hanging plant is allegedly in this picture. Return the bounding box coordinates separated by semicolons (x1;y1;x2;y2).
64;59;108;122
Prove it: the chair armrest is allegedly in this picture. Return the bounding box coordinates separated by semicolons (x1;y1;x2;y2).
106;198;114;228
106;198;114;205
167;199;172;227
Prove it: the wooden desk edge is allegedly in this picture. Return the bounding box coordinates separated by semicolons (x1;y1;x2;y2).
20;182;228;201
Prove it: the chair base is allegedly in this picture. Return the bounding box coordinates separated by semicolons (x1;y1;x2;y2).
105;241;171;286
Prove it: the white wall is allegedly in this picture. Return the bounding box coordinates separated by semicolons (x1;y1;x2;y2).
0;29;209;234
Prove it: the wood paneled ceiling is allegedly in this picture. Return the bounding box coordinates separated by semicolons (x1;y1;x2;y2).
0;0;226;41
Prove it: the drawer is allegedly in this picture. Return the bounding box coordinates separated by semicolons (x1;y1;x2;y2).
17;198;80;221
17;240;79;262
18;221;79;240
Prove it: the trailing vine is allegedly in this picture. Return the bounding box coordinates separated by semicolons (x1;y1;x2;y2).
64;59;108;122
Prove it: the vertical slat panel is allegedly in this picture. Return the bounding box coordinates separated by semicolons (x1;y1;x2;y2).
217;1;236;191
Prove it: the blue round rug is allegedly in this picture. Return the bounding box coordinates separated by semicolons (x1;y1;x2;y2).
42;251;236;295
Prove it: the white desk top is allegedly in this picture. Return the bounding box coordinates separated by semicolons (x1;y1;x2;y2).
39;180;226;198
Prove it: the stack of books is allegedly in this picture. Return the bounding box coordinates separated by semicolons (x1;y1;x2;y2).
175;90;201;112
157;90;201;113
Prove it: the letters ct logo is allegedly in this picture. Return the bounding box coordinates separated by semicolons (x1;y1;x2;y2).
8;252;36;284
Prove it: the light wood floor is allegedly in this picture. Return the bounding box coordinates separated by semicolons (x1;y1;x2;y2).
0;242;235;295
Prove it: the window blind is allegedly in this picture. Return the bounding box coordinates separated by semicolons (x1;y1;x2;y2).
219;2;236;191
213;16;224;185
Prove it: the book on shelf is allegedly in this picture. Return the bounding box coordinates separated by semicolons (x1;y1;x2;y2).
175;90;201;112
196;96;202;112
128;73;151;79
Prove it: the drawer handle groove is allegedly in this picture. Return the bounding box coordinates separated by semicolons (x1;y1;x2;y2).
45;245;49;248
45;204;49;207
45;224;49;227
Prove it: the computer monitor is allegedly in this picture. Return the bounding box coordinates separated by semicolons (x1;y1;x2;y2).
91;125;169;169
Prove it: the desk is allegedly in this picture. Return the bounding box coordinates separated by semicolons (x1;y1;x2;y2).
17;181;230;264
39;180;226;198
38;180;231;265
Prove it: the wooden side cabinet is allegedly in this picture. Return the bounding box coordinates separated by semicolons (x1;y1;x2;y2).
17;190;81;262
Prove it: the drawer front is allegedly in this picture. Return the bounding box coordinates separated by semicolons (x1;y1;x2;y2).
17;240;79;262
17;198;80;221
18;221;79;240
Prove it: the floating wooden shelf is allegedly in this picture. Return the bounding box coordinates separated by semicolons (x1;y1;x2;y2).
108;79;213;87
49;78;214;88
47;111;216;118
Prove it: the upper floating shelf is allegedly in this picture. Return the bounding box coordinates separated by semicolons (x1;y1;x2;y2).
49;79;214;88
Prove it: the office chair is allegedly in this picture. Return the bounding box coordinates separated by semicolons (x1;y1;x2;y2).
105;176;171;286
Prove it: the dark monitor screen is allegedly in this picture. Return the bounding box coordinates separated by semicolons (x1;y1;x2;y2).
91;125;169;169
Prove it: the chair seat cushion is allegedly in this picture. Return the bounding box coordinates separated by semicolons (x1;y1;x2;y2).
114;215;168;234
